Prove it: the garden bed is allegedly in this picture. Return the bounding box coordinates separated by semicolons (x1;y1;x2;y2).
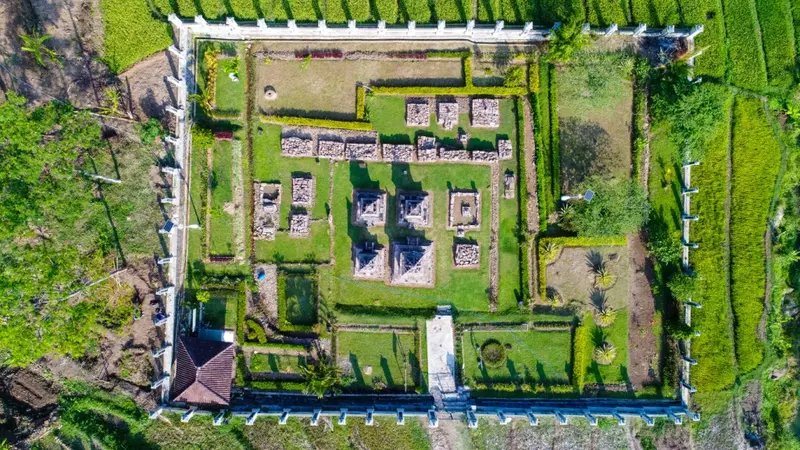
336;330;421;391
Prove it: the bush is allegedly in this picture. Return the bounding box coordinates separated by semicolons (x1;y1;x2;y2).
245;319;267;343
572;316;589;392
260;115;373;130
593;342;617;365
192;127;215;150
371;85;526;96
559;178;648;237
667;272;696;301
137;118;162;145
528;61;540;93
242;341;309;351
503;66;525;88
355;85;367;120
480;339;507;368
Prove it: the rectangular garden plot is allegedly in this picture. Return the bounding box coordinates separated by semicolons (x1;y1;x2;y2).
279;272;318;332
337;330;421;391
249;352;307;375
462;329;573;386
209;140;235;257
198;289;240;342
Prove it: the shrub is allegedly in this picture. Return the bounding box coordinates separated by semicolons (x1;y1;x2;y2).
528;61;540;93
503;66;525;88
370;85;526;96
593;342;617;365
572;316;590;392
374;0;399;22
137;118;162;145
547;20;589;63
260;115;373;130
355;85;367;120
480;339;507;368
593;306;617;328
667;272;696;301
594;267;616;289
192;127;215;150
559;177;648;237
245;319;267;343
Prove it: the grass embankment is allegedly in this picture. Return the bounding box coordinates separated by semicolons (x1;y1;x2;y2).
729;96;782;373
720;0;768;91
100;0;172;73
689;92;737;391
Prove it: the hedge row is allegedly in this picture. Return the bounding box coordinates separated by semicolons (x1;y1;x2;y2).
260;114;374;130
677;0;727;79
333;303;434;318
572;315;589;393
515;97;531;303
245;318;268;343
587;0;630;27
241;341;310;351
432;0;469;22
690;91;737;391
721;0;768;91
463;56;474;87
755;0;796;89
235;355;306;390
426;50;472;59
374;0;399;22
355;85;367;120
729;96;782;372
631;58;648;184
528;61;540;94
476;0;500;22
470;381;575;394
537;236;627;297
534;62;552;230
501;0;535;24
371;85;527;96
630;0;680;26
548;64;560;205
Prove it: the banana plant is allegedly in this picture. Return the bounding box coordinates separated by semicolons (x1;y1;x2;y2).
19;31;61;68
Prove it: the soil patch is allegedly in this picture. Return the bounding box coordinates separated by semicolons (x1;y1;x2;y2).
626;232;661;388
545;245;629;313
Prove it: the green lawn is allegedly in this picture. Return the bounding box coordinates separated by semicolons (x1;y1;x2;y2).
187;140;206;270
498;154;522;310
210;140;235;256
215;53;246;115
331;161;495;312
202;291;238;330
249;352;307;374
463;330;573;384
368;96;516;150
584;308;629;385
252;124;331;263
337;330;420;390
282;274;317;326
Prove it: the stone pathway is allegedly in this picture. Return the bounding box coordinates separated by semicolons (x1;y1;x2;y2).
255;264;279;327
522;96;539;233
231;140;246;261
426;314;457;394
488;163;500;311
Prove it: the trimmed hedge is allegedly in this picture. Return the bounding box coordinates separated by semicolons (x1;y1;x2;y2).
373;0;399;22
534;61;552;229
355;85;367;120
587;0;630;26
477;0;500;22
755;0;796;88
432;0;468;21
548;64;560;206
371;85;527;96
470;381;575;394
464;56;474;87
515;97;531;303
721;0;768;91
537;236;627;297
333;303;434;318
403;0;432;22
260;114;374;130
572;315;590;393
729;96;782;372
245;318;268;343
427;50;472;58
235;355;306;391
528;61;539;94
242;341;309;351
501;0;534;23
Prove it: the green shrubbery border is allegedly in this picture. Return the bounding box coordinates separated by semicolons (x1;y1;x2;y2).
278;273;319;333
371;86;527;96
515;97;531;303
572;314;590;393
355;85;367;120
241;341;309;351
234;354;305;391
333;303;435;318
470;381;576;395
537;236;627;298
260;114;373;130
548;64;560;204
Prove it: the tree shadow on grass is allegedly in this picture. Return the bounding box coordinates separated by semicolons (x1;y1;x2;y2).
559;117;612;192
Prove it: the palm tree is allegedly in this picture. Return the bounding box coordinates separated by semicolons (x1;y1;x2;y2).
542;242;562;263
299;360;342;399
593;342;617;365
20;31;61;68
594;306;617;327
595;266;616;289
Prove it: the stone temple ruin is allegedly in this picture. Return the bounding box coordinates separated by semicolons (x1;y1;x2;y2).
406;100;430;127
391;237;435;287
291;175;315;208
382;144;415;162
397;191;432;228
352;189;387;227
437;102;459;130
318;140;346;160
471;99;500;128
281;136;314;157
453;243;480;268
498;139;513;160
345;142;380;161
448;190;481;230
289;211;310;237
503;171;516;199
253;183;281;240
352;242;386;280
417;136;438;162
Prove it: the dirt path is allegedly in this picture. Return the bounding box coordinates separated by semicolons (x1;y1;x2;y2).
254;264;279;327
488;163;500;312
627;232;660;389
205;147;213;258
522;96;539;234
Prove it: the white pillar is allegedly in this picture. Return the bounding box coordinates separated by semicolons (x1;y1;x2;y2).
555;411;568;425
612;412;626;426
641;412;655;426
181;407;197;423
428;410;438;428
521;22;533;35
494;20;504;34
318;20;327;33
437;20;445;34
257;18;268;29
246;410;259;426
497;411;510;425
605;23;618;36
168;45;185;60
580;23;590;34
338;409;347;425
688;24;704;39
377;20;386;34
465;20;475;34
226;17;238;29
287;19;297;32
585;411;598;426
348;20;356;33
194;16;208;26
662;25;675;36
633;23;646;36
167;76;183;87
526;411;538;426
407;20;415;34
466;410;478;428
310;409;321;426
279;409;290;425
157;256;176;265
149;407;163;419
396;409;405;425
157;286;175;296
213;411;225;426
166;105;185;119
365;409;374;426
168;14;182;27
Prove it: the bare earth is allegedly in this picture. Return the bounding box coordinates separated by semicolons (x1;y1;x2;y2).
627;232;661;389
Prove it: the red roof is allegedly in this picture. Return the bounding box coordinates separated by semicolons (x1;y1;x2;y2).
172;336;234;406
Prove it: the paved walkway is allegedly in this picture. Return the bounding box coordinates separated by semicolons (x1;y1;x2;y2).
426;314;457;394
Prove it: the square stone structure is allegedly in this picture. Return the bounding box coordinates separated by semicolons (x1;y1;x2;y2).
254;183;281;241
448;190;481;230
352;189;387;227
281;136;314;157
346;142;380;161
352;243;386;280
406;101;430;127
291;175;315;208
318;140;345;160
453;243;480;268
417;136;438;162
471;99;500;128
498;139;513;160
382;144;415;162
437;102;459;130
289;211;310;238
397;191;432;228
503;171;516;199
391;238;435;287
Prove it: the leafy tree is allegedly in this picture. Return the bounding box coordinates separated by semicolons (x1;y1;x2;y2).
137;118;163;145
647;225;682;266
560;178;649;237
547;20;589;64
667;272;696;301
19;30;61;68
192;127;215;150
196;290;210;303
299;359;343;398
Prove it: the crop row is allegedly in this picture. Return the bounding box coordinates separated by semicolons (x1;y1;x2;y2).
677;0;726;79
721;0;768;91
729;96;782;373
755;0;796;89
630;0;679;27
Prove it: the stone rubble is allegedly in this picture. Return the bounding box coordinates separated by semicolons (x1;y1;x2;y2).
471;98;500;128
498;139;513;160
382;144;416;162
281;136;314;157
317;140;346;159
439;148;470;162
416;136;438;162
453;243;480;268
471;150;499;163
253;183;281;241
406;101;430;127
289;211;310;237
346;142;380;161
448;190;481;229
437;102;459;130
503;171;516;199
291;176;315;207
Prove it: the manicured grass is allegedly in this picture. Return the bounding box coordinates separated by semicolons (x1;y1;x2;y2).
100;0;172;73
755;0;796;89
498;156;522;309
690;91;737;391
647;123;683;255
337;331;420;389
584;308;629;385
250;352;307;373
210;141;235;256
330;161;494;312
433;0;469;21
255;222;332;263
283;274;317;325
215;56;246;115
630;0;680;26
367;96;516;150
187;142;207;272
721;0;768;91
677;0;727;79
463;330;573;384
586;0;630;26
729;96;782;373
203;292;239;329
